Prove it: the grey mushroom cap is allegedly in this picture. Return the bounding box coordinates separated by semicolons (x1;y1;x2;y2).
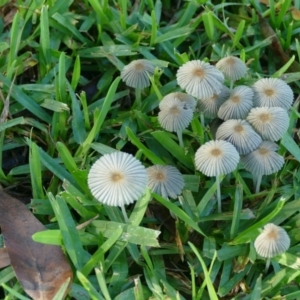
158;97;193;132
195;140;240;177
198;85;230;118
159;92;197;111
218;85;254;120
88;152;148;207
176;60;224;99
216;56;248;81
254;223;290;258
147;165;184;199
216;119;262;155
121;59;155;89
246;106;289;141
252;78;293;110
240;141;284;175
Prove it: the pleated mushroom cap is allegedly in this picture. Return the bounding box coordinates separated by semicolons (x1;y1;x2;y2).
158;97;193;132
240;141;284;175
252;78;293;110
218;85;254;120
195;140;240;177
198;85;230;118
246;106;289;141
216;119;262;155
254;223;290;258
121;59;155;89
88;152;148;206
176;60;224;99
159;92;196;111
216;56;248;81
147;165;184;199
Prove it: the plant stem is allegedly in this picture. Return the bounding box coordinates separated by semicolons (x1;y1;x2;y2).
265;257;271;273
135;88;142;109
216;175;222;213
177;130;184;147
200;112;205;128
121;205;129;223
255;174;263;194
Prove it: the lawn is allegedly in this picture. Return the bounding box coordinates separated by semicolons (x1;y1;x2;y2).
1;0;300;299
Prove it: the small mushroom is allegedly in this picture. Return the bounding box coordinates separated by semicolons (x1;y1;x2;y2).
195;140;240;212
88;151;148;221
252;78;293;110
176;60;224;99
147;165;184;199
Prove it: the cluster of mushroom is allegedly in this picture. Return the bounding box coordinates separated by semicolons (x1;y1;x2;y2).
174;57;293;212
87;151;184;221
120;58;293;203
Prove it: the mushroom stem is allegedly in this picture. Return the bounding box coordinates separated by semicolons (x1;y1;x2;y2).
200;112;205;128
255;174;263;194
177;130;184;147
265;257;271;273
135;88;142;109
216;175;222;213
121;205;129;223
229;80;234;91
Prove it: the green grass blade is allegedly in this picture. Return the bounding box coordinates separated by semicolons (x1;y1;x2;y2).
152;193;207;237
189;243;218;300
77;76;121;157
48;193;88;270
29;141;45;199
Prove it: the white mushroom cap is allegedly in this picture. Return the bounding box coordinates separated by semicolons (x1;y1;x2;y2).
121;59;155;89
195;140;240;177
254;223;290;258
216;119;262;155
88;152;148;206
246;106;289;141
158;97;193;132
216;56;248;81
159;92;196;111
252;78;293;110
240;141;284;175
198;85;230;118
218;86;254;120
147;165;184;199
176;60;224;99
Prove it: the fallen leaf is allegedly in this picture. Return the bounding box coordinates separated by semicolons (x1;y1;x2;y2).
257;10;300;72
0;191;72;300
292;7;300;20
0;247;11;268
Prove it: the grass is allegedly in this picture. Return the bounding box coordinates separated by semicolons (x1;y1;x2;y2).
1;0;300;299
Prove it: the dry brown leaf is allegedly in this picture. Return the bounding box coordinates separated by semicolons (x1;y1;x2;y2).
292;7;300;20
260;0;269;5
0;191;72;300
257;10;300;72
0;247;11;268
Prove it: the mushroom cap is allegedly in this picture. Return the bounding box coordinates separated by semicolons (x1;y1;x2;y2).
252;78;293;110
147;165;184;199
159;92;196;111
195;140;240;177
216;119;262;155
198;85;230;118
88;152;148;206
121;59;155;89
176;60;224;99
158;97;193;132
216;56;248;81
240;141;284;175
254;223;290;258
218;85;254;120
246;106;289;141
